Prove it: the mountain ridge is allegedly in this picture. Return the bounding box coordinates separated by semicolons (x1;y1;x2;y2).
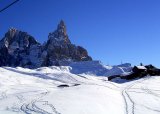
0;20;92;68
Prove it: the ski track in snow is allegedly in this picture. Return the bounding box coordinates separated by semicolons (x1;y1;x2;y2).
122;77;150;114
20;90;61;114
122;82;136;114
0;91;7;100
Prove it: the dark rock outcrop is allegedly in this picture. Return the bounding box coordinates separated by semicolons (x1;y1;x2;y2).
0;20;92;68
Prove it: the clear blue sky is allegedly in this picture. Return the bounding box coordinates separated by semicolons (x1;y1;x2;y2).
1;0;160;67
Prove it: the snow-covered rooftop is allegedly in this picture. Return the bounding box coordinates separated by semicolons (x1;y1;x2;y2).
136;66;147;70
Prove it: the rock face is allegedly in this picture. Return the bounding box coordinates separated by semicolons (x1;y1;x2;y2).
0;28;43;68
0;21;92;68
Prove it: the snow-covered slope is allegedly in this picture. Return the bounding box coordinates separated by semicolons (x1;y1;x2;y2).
68;61;132;76
105;63;132;76
0;65;160;114
69;61;110;75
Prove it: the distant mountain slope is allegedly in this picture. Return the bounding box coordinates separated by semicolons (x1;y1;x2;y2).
0;20;92;68
34;61;132;77
68;61;132;76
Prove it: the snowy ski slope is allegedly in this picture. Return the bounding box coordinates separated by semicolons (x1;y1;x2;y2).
0;63;160;114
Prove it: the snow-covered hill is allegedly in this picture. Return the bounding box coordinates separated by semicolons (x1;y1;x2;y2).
0;62;160;114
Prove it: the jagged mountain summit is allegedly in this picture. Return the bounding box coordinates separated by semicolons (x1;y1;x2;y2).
44;20;92;66
0;20;92;68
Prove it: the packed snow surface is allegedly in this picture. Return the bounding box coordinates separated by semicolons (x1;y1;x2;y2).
0;62;160;114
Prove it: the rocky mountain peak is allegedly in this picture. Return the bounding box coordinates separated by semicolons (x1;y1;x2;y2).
48;20;71;45
57;20;67;36
45;21;92;65
3;28;39;48
0;20;92;68
0;28;42;68
8;27;17;38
